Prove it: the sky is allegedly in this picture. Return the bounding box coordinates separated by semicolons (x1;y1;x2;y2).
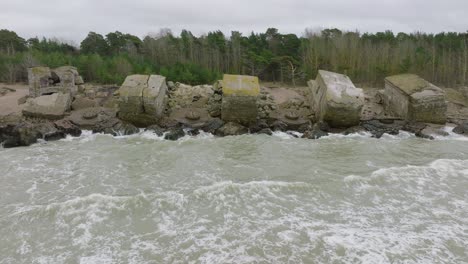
1;0;467;44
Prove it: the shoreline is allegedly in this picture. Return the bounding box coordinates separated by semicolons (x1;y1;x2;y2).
1;69;468;148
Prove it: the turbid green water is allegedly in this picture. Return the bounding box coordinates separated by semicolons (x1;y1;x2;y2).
0;130;467;264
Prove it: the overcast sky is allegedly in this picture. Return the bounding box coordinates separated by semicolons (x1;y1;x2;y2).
1;0;467;44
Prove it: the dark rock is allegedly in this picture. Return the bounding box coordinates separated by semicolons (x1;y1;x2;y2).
71;97;97;110
402;122;427;134
146;125;165;136
379;119;395;124
54;119;81;137
302;123;329;139
35;122;64;141
215;122;248;136
158;116;180;129
164;127;185;140
187;129;200;136
93;120;139;136
415;131;434;140
453;122;468;134
257;128;273;135
315;121;331;132
343;126;365;135
249;119;269;133
201;118;224;134
361;120;401;138
110;122;140;136
297;123;311;133
1;119;69;148
271;120;287;131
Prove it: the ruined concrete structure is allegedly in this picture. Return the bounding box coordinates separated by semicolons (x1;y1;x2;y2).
117;74;167;127
28;66;84;98
221;74;260;125
22;92;72;120
383;74;446;124
308;70;364;128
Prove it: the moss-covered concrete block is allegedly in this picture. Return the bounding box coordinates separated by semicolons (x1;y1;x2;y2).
384;74;446;124
221;74;260;124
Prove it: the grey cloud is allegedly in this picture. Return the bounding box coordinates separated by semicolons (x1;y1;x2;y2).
0;0;467;43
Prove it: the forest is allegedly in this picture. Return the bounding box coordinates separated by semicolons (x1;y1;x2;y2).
0;28;467;87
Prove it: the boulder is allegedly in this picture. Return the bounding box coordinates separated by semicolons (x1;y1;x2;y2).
271;120;288;131
164;127;185;140
68;107;138;136
361;120;402;138
17;95;29;105
93;120;139;136
215;122;248;136
0;119;75;148
308;70;364;128
71;97;97;110
68;108;116;129
221;74;260;125
302;123;329;139
383;74;446;124
453;122;468;135
201;118;224;134
22;93;71;120
146;125;165;136
257;128;273;135
54;119;81;137
118;74;167;127
168;108;213;130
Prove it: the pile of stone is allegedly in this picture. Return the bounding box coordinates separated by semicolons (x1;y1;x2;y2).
21;66;85;120
257;89;276;119
4;65;468;149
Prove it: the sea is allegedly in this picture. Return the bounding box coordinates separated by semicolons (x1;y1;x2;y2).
1;128;467;263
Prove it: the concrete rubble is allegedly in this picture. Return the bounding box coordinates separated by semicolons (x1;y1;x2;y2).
117;74;167;127
221;74;260;125
383;74;446;124
2;65;468;148
308;70;364;128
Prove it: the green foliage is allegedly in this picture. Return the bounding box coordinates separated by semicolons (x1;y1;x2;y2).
1;28;468;87
0;29;27;53
80;32;109;55
160;63;221;85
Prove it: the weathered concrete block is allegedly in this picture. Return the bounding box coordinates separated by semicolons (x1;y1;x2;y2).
22;92;71;120
308;70;364;128
118;74;167;127
221;74;260;124
28;66;84;98
384;74;446;124
28;67;52;98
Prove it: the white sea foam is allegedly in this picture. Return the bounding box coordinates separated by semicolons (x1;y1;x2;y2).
2;131;468;263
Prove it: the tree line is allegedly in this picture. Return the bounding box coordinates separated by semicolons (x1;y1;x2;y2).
0;28;467;87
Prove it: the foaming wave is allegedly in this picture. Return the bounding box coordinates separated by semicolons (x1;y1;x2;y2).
344;158;468;190
431;126;468;141
193;180;316;198
272;131;303;139
325;131;372;139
